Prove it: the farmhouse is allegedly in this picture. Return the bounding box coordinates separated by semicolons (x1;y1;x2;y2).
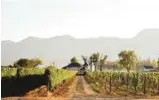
63;62;82;70
138;65;156;72
62;62;87;75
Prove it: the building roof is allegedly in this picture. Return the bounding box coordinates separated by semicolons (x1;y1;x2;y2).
62;62;88;71
143;65;154;69
66;62;82;68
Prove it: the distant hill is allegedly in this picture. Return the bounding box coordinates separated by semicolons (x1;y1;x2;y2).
1;29;159;67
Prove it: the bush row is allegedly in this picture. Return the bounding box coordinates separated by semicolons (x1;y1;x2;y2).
86;71;159;95
1;67;45;78
1;66;76;97
46;66;76;91
1;68;17;77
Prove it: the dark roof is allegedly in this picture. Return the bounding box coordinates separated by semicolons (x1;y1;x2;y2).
143;66;154;69
66;62;82;68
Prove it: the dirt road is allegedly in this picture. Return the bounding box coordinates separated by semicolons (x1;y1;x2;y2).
68;76;96;97
70;76;129;100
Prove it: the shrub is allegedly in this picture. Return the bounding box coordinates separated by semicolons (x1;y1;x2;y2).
1;67;17;77
17;68;45;77
46;66;76;91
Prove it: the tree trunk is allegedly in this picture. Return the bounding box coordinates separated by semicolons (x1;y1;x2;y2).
100;65;102;71
94;63;97;71
90;63;93;71
143;76;147;95
127;72;129;89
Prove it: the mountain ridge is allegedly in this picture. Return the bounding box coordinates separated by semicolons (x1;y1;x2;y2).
1;29;159;67
1;33;133;43
2;28;159;43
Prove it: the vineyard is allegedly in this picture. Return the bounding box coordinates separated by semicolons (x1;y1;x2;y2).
2;66;159;99
86;71;159;95
46;66;77;92
1;66;76;97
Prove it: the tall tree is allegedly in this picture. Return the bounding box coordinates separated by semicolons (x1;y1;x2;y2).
30;58;43;67
14;58;43;68
81;55;88;68
91;52;100;71
89;56;93;71
99;55;108;71
118;50;137;72
71;57;78;63
14;58;31;67
118;50;137;90
89;52;108;71
81;55;87;64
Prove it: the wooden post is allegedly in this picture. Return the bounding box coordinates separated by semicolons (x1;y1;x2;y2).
143;76;146;95
109;75;112;93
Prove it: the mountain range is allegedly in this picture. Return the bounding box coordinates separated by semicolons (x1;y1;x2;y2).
1;29;159;67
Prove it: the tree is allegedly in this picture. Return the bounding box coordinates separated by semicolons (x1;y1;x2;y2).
118;50;137;90
71;57;78;63
99;55;108;71
118;50;137;72
88;52;108;71
30;58;43;67
14;58;43;68
81;55;87;64
81;55;88;67
90;52;100;71
89;56;93;71
14;58;31;67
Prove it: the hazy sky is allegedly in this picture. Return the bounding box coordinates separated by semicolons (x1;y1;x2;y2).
2;0;159;41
